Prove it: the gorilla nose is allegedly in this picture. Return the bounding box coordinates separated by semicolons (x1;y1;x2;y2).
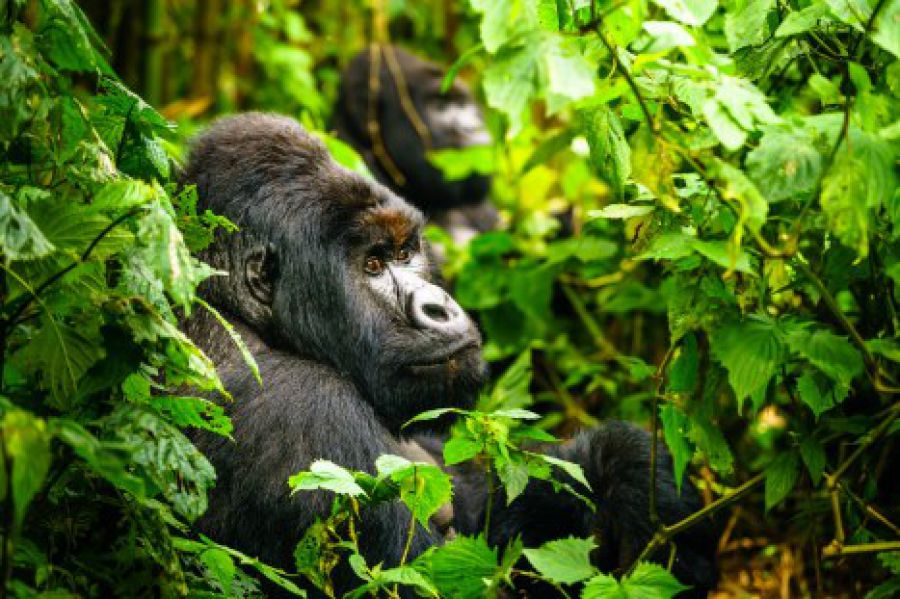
409;285;469;336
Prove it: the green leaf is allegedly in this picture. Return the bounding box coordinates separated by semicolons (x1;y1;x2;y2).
52;418;146;496
582;107;632;199
687;416;735;475
428;145;495;181
389;463;453;528
149;395;233;438
522;536;597;585
622;561;690;598
746;126;823;203
582;572;623;598
498;459;530;503
539;454;592;490
691;239;755;274
200;548;236;595
2;411;51;527
428;535;498;599
404;407;462;428
650;0;718;26
660;404;694;492
197;298;261;385
487;349;533;410
775;4;836;37
543;36;596;115
826;0;900;58
711;318;785;403
19;315;104;404
796;371;847;419
289;460;366;497
799;437;826;486
724;0;776;52
483;37;539;130
0;190;55;261
765;452;800;511
668;333;699;393
785;326;864;387
492;408;541;420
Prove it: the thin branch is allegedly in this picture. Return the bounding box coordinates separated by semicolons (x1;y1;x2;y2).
627;472;766;575
822;540;900;558
594;26;657;133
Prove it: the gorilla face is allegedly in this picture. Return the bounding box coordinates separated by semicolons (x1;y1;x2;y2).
188;113;485;434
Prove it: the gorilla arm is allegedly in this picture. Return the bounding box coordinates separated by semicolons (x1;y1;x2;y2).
448;422;719;593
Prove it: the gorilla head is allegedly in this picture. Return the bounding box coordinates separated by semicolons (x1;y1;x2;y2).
333;46;492;217
183;113;486;432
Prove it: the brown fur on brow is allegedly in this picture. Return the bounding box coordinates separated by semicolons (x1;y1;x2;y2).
360;207;416;247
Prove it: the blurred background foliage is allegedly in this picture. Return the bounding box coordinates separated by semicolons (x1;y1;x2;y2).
1;0;898;596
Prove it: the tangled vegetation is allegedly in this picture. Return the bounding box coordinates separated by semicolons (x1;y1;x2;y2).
0;0;898;596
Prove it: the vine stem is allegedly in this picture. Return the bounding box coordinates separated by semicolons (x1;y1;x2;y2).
483;461;494;539
593;26;657;133
648;345;678;530
823;540;900;558
627;472;765;576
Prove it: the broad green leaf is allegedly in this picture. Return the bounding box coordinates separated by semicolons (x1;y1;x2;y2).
725;0;776;52
668;334;699;393
428;146;495;181
651;0;718;25
0;190;55;261
708;159;768;233
765;452;800;510
642;21;696;52
522;537;597;585
390;463;453;528
582;107;632;199
746;126;823;203
289;460;366;497
710;318;785;402
487;349;533;410
200;548;236;595
582;572;622;598
687;416;735;474
443;436;483;465
799;437;826;486
428;535;498;599
785;326;864;386
691;239;755;274
826;0;900;58
544;36;596;115
2;411;51;527
52;418;146;496
19;315;104;404
483;37;539;130
471;0;515;53
660;404;693;492
499;459;530;503
775;3;837;37
622;561;691;598
820;155;872;258
796;371;846;419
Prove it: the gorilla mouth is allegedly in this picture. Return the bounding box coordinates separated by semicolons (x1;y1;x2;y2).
405;341;480;372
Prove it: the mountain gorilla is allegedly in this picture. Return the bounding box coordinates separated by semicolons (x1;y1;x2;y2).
181;113;719;596
333;45;497;246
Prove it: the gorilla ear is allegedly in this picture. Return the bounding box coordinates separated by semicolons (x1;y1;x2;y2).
245;243;279;305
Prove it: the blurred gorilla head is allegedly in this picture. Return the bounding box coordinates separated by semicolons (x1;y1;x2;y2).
333;45;493;219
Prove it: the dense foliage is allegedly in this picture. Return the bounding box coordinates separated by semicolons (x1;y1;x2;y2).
0;0;898;597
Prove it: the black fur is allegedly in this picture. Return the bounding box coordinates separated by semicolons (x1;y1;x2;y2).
181;113;718;597
333;46;498;240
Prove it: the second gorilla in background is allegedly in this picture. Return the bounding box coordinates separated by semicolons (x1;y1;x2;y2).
333;45;498;245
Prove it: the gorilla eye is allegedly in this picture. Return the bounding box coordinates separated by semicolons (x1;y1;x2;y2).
396;248;411;263
364;255;385;275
